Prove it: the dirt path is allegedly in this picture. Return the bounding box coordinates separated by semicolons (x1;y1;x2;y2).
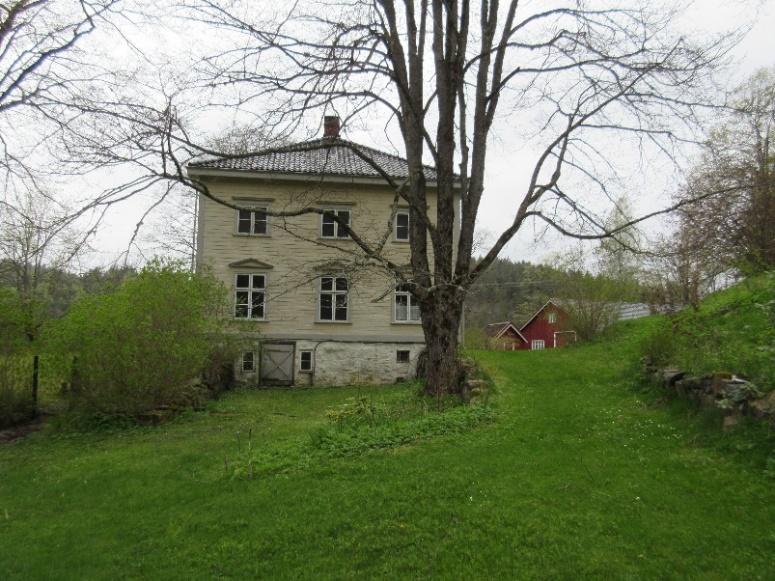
0;415;48;443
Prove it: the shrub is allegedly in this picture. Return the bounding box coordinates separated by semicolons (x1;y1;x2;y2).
0;288;23;345
0;359;36;429
49;260;231;417
640;318;675;367
463;327;489;349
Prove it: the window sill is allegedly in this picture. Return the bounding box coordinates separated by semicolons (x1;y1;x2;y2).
233;318;268;322
318;237;354;242
298;369;313;374
391;320;422;325
392;238;410;244
233;233;271;238
314;320;352;325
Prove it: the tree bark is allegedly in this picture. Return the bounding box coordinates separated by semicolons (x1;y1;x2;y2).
421;288;464;396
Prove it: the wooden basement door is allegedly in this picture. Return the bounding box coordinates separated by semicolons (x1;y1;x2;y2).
260;343;295;386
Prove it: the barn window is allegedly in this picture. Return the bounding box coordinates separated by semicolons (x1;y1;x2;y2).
531;339;545;351
319;276;349;321
394;284;421;322
242;351;255;372
394;211;410;241
235;274;266;320
548;311;557;324
299;350;313;372
321;209;351;238
396;350;410;363
237;208;268;235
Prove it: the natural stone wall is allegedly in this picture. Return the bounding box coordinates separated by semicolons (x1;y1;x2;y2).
642;357;775;429
296;341;425;387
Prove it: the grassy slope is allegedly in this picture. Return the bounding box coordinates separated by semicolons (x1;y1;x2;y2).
645;273;775;391
1;321;774;580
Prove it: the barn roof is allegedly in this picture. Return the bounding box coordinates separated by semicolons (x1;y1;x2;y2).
484;321;527;342
518;299;567;331
187;137;440;183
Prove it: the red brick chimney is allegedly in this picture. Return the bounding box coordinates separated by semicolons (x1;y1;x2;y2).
323;115;340;138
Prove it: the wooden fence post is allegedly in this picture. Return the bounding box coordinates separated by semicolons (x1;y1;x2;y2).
31;354;39;405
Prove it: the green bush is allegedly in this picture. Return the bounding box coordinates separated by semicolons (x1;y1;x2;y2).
640;318;675;367
0;288;26;356
49;260;230;417
0;359;36;429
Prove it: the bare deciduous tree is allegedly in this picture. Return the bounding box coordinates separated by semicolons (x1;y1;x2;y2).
59;0;737;394
675;68;775;273
0;0;120;188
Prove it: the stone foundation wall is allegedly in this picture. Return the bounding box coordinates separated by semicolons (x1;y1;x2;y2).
234;340;425;387
295;340;425;387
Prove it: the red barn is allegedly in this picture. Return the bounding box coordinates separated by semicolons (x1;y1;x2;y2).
517;299;577;350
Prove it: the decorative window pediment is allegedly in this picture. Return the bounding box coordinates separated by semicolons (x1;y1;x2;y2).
311;259;351;273
228;258;274;270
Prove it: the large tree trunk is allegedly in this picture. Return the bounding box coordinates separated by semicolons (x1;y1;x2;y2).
421;289;464;396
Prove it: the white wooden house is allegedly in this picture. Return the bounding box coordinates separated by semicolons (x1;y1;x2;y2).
187;117;457;386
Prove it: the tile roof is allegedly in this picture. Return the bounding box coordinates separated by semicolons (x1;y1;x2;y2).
187;137;439;181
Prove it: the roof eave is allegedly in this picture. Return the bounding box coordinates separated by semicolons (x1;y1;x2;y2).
498;323;527;342
519;299;561;332
186;166;448;188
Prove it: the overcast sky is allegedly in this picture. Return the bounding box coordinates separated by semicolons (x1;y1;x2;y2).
83;0;775;270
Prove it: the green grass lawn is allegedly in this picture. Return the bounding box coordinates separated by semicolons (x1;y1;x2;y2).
1;320;774;579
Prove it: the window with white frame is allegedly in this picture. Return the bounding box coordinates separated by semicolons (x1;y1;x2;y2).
299;350;313;372
319;276;348;321
394;211;410;241
531;339;545;351
242;351;255;372
394;284;420;323
547;311;557;324
321;209;351;238
237;208;268;235
234;274;266;320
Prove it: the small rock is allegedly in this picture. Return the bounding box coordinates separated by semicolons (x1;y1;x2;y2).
721;377;760;404
709;375;728;396
465;379;488;392
750;391;775;419
662;368;686;387
699;393;716;407
722;414;740;430
674;376;702;398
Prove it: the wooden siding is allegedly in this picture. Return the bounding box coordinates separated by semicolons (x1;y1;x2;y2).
197;176;449;341
518;303;572;350
487;326;525;350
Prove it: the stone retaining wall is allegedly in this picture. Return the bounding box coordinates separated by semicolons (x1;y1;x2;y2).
642;358;775;429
